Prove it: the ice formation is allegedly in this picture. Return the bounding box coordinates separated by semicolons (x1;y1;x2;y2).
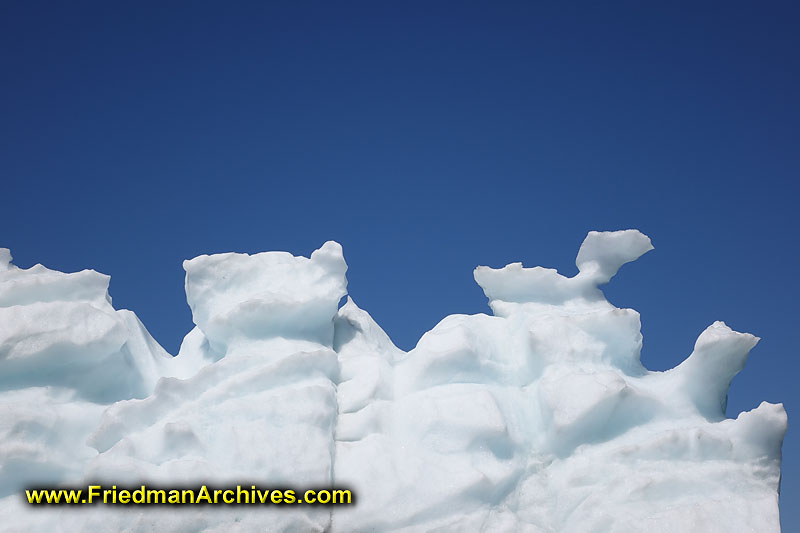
0;231;786;532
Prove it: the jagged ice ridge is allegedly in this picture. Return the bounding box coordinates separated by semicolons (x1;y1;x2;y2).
0;231;787;532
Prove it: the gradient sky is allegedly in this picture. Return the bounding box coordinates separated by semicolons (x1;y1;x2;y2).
2;1;798;527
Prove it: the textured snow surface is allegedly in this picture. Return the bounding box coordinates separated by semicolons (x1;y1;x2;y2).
0;231;786;532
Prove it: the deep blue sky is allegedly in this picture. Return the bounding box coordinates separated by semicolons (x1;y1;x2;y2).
2;1;797;526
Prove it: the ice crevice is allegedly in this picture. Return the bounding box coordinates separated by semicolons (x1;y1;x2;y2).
0;230;787;532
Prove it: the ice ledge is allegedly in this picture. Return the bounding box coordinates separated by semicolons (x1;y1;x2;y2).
474;229;653;317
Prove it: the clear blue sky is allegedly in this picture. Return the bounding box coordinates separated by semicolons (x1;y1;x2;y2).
2;1;797;527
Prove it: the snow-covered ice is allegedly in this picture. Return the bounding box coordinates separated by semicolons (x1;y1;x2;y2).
0;230;786;531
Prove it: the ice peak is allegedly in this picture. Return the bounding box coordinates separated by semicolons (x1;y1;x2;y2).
575;229;654;284
183;241;348;354
310;240;347;275
672;321;760;419
474;229;653;318
0;248;11;272
334;297;403;361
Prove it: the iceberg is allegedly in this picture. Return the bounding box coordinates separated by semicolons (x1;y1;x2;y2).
0;230;786;531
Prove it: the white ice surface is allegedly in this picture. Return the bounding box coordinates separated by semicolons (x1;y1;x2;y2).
0;231;787;532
